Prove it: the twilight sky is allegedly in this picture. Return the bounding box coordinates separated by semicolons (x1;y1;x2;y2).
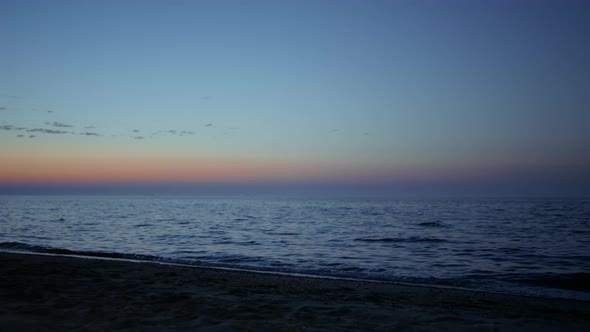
1;0;589;196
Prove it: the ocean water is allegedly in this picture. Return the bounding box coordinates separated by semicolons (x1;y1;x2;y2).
1;195;589;300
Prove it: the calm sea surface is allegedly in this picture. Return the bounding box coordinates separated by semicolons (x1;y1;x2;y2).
1;195;589;300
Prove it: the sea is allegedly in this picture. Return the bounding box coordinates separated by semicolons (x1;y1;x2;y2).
1;195;589;301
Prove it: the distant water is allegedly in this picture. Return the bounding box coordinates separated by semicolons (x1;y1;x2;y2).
1;195;589;300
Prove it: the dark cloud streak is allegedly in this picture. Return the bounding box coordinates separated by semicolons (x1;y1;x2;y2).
26;128;69;134
46;121;73;128
1;116;212;141
79;132;101;136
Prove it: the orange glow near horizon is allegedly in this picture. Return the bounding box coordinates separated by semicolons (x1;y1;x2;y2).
0;146;438;185
0;154;289;184
0;158;433;185
1;144;582;186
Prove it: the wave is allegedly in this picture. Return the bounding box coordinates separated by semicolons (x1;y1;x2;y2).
266;232;299;236
354;237;448;243
417;221;447;227
3;241;589;300
0;241;172;263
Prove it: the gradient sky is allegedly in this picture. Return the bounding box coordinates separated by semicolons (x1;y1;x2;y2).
1;0;589;196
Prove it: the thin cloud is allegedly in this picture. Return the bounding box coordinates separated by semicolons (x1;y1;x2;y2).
26;128;69;134
47;110;54;113
0;107;7;111
155;129;196;135
1;124;27;131
2;120;205;141
46;121;73;128
15;133;36;139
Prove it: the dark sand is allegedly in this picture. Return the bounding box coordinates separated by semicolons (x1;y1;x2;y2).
1;253;589;331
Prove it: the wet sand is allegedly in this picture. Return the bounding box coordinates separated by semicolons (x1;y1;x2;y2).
1;252;589;331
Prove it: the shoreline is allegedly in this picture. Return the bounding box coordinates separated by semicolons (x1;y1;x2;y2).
3;246;588;302
4;249;583;301
1;252;589;331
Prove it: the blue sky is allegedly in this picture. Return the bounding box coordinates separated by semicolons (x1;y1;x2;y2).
1;0;589;195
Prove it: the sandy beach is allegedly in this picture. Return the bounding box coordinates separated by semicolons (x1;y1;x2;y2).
0;252;588;331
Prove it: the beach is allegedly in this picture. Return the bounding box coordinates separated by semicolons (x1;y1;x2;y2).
0;252;588;331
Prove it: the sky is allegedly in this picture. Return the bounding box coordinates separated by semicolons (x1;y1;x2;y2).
1;0;589;196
